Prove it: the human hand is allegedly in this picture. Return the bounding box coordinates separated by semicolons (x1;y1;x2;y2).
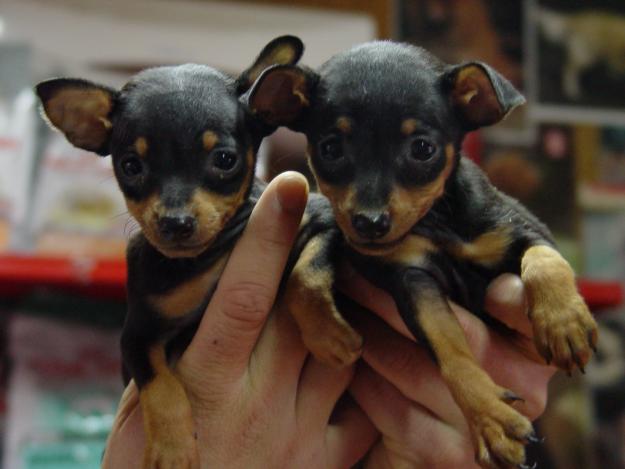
339;272;555;469
103;172;377;469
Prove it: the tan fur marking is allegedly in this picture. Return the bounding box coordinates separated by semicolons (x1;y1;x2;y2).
202;130;218;152
135;137;148;158
383;143;455;246
384;235;437;265
455;65;482;105
449;225;512;267
45;88;113;150
140;345;198;467
284;237;362;367
336;116;352;135
401;118;419;136
148;255;228;318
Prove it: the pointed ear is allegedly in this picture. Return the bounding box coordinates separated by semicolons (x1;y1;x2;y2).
236;35;304;95
35;78;118;156
444;62;525;130
244;64;314;127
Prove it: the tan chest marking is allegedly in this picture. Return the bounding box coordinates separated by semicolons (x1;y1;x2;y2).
384;235;437;266
148;254;228;318
448;226;512;267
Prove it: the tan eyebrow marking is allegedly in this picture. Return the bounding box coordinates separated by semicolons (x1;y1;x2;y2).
401;118;419;136
202;130;219;152
134;137;148;157
336;116;352;135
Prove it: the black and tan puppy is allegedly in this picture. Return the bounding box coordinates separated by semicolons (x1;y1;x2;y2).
35;36;342;469
246;41;599;468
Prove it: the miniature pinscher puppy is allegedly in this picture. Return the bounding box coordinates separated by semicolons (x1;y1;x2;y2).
36;36;344;469
246;41;599;468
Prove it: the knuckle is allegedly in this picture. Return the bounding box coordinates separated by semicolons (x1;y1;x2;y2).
384;345;420;377
525;388;548;420
218;281;275;331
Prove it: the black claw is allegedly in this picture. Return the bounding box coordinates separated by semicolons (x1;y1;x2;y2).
519;462;538;469
503;390;525;403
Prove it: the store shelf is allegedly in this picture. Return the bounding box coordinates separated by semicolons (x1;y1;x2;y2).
0;255;126;300
577;279;624;311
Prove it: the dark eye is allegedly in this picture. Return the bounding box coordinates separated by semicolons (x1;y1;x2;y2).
213;151;238;171
410;138;436;161
121;156;144;178
319;135;343;162
208;150;241;180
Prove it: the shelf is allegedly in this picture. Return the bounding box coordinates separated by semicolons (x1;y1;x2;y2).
0;255;126;300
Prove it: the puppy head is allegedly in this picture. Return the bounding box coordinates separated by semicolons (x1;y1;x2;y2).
246;41;524;255
36;35;303;258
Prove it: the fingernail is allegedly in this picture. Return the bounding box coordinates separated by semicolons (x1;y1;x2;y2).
275;171;308;214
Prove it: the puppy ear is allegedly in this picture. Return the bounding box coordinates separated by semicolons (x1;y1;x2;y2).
444;62;525;130
36;78;117;156
236;35;304;95
244;64;314;127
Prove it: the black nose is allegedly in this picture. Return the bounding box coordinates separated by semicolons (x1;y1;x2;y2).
158;215;196;241
351;212;391;239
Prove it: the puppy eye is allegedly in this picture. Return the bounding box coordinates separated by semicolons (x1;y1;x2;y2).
319;135;343;162
213;151;238;171
120;155;144;178
208;150;241;179
410;138;436;161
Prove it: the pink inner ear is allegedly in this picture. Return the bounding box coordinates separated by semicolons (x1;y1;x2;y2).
45;87;113;151
452;66;503;127
251;70;307;126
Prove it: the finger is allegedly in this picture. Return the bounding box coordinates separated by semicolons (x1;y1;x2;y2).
326;395;379;469
349;363;473;467
340;293;551;423
248;302;308;391
337;262;411;339
452;304;553;420
183;172;308;383
297;356;355;429
102;382;145;469
343;297;466;429
484;274;532;338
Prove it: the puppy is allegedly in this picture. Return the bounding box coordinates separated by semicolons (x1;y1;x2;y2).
245;40;599;468
36;36;343;469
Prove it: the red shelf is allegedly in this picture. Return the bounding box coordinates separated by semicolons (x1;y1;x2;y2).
0;255;126;300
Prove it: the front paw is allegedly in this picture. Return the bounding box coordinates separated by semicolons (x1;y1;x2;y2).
469;386;536;469
530;292;598;373
301;319;363;368
143;432;199;469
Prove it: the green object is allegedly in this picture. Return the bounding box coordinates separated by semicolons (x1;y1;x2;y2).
22;441;104;469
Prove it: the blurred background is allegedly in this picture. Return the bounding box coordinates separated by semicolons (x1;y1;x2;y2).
0;0;624;467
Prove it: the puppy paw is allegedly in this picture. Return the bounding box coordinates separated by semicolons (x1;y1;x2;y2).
469;386;536;469
302;319;363;368
530;291;598;373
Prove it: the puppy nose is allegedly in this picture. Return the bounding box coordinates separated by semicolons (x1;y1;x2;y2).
158;215;196;241
351;212;391;239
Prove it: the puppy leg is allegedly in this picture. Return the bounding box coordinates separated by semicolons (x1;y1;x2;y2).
121;322;198;469
398;269;534;469
521;245;598;373
284;232;362;368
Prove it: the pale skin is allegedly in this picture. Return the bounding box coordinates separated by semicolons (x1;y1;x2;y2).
103;172;554;469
